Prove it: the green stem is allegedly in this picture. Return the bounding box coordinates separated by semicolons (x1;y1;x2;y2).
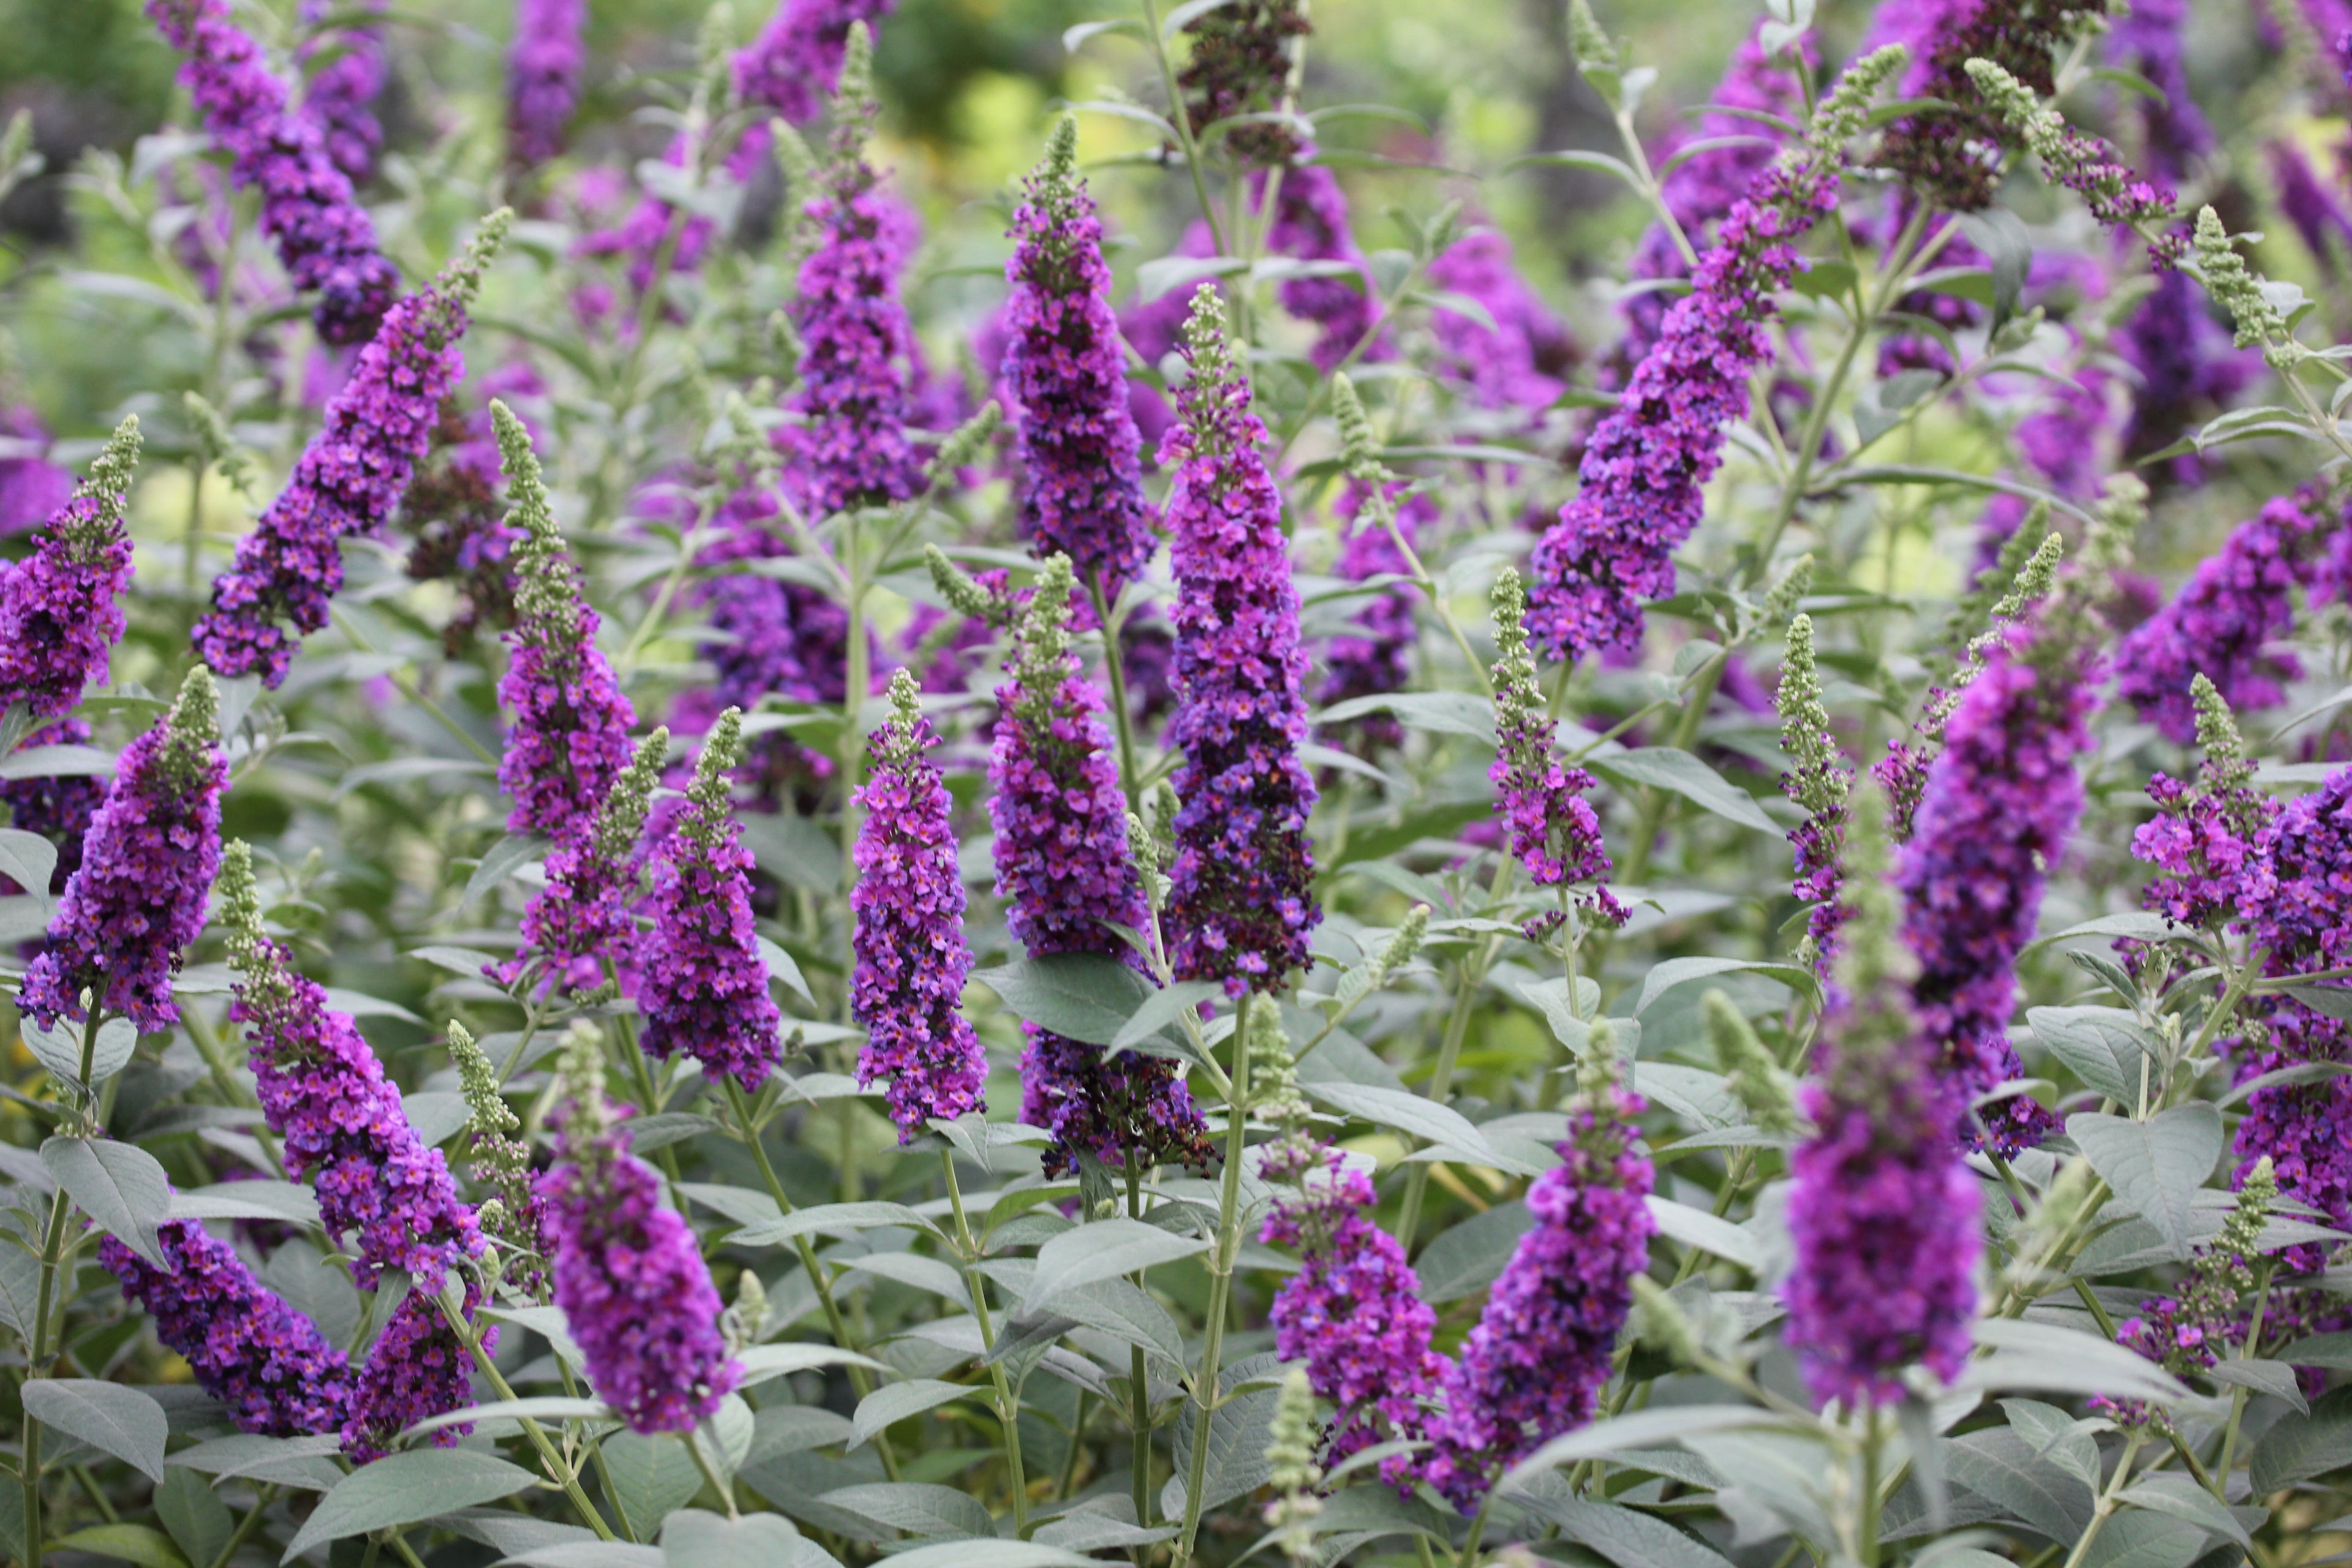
1088;575;1144;808
1126;1160;1155;1530
202;1485;277;1568
941;1152;1031;1534
1858;1409;1881;1568
1174;990;1254;1566
1393;940;1499;1249
680;1429;739;1519
2057;1434;2144;1568
1134;0;1227;257
328;611;499;767
1455;1485;1499;1568
435;1292;617;1540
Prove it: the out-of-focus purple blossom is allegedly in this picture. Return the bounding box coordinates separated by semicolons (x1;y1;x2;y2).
692;494;851;801
1426;227;1577;415
2117;485;2342;744
507;0;586;167
20;671;224;1035
2269;139;2352;277
736;0;896;120
853;673;988;1136
1874;0;2108;212
1423;1086;1653;1510
0;418;139;722
2109;0;2211;183
1259;160;1382;372
1174;0;1308;166
789;150;923;514
1260;1142;1443;1488
1529;141;1844;660
0;406;75;538
0;720;105;895
103;1218;354;1438
517;728;667;993
1970;364;2114;570
1897;617;2097;1155
1160;289;1321;995
146;0;401;343
1003;121;1159;601
2118;269;2258;483
1316;482;1425;753
195;224;501;685
296;0;387;185
1118;221;1214;453
1610;21;1810;382
993;560;1211;1174
541;1040;742;1434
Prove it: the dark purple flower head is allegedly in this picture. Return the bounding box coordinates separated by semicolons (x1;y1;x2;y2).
1175;0;1308;166
541;1026;743;1433
689;491;852;803
296;0;387;184
2267;139;2352;277
639;711;783;1093
146;0;401;342
507;0;587;167
2118;484;2345;743
1159;287;1321;995
491;400;637;837
219;839;486;1292
20;668;224;1034
736;0;896;121
104;1217;354;1438
853;671;989;1136
1425;227;1577;415
1875;0;2110;212
516;727;669;991
2131;677;2276;930
1003;119;1159;601
1260;1142;1444;1490
1488;567;1620;918
2118;269;2258;479
1526;50;1904;662
2109;0;2211;183
345;1289;486;1463
1423;1078;1654;1510
1259;160;1381;372
0;417;140;722
993;557;1211;1174
195;217;506;686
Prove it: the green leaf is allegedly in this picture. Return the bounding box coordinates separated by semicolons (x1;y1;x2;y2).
168;1180;320;1227
1789;258;1858;300
50;1525;190;1568
0;1235;45;1341
283;1449;538;1559
153;1469;233;1568
1961;1320;2188;1407
1163;1384;1282;1517
2252;1389;2352;1494
333;756;497;801
2078;1510;2208;1568
164;1434;344;1492
878;1544;1098;1568
1062;17;1144;51
21;1015;136;1090
0;743;114;782
758;937;815;1005
401;1396;612;1441
1110;981;1221;1053
1644;1196;1760;1272
1025;1276;1186;1368
2029;1006;2159;1107
813;1483;995;1541
660;1510;801;1568
737;813;843;895
2206;1359;2306;1412
461;832;549;906
1135;252;1245;303
1514;1494;1737;1568
1415;1200;1535;1302
1944;1428;2093;1544
972;953;1182;1054
601;1432;707;1540
733;1343;891;1390
851;1380;976;1446
1500;148;1645;192
1634;956;1816;1016
728;1202;943;1248
21;1380;167;1482
1499;1406;1794;1488
2066;1106;2223;1260
1302;1081;1542;1175
2114;1474;2251;1548
0;829;56;899
42;1136;168;1267
1313;690;1496;743
1587;748;1780;835
1023;1218;1209;1316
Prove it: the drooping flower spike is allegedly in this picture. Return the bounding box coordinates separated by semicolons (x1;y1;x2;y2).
993;556;1212;1174
491;398;636;838
0;416;140;723
639;709;784;1094
1002;117;1159;603
145;0;401;343
20;666;225;1035
296;0;388;185
853;670;989;1136
1161;285;1321;995
195;216;508;687
538;1023;743;1433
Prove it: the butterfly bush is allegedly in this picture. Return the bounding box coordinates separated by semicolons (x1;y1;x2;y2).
34;2;2352;1562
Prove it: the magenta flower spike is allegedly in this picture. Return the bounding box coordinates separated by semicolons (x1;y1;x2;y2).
296;0;388;185
0;417;138;722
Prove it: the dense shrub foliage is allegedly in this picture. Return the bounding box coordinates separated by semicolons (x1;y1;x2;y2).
3;2;2352;1568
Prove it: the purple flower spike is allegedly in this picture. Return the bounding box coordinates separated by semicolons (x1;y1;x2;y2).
145;0;401;343
2116;484;2345;744
1160;287;1321;996
1487;567;1621;920
194;217;507;687
1528;138;1842;660
1003;119;1159;603
1423;1080;1654;1511
541;1025;744;1433
344;1289;488;1462
20;668;225;1035
640;710;784;1094
853;671;988;1137
1425;227;1577;415
508;0;587;167
489;400;637;839
1316;481;1427;750
102;1217;355;1438
1260;1142;1445;1490
0;417;140;722
993;557;1211;1174
736;0;897;121
1899;607;2103;1155
1785;794;1980;1409
1261;160;1381;372
297;0;388;186
516;728;668;991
